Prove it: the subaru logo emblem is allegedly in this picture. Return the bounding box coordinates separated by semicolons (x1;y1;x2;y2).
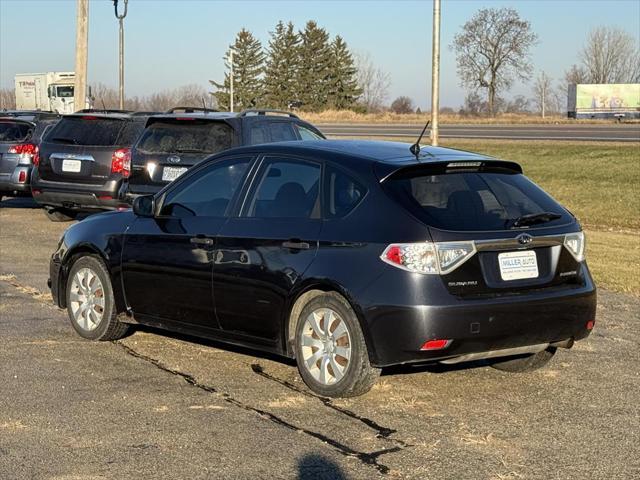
516;233;534;245
167;155;181;164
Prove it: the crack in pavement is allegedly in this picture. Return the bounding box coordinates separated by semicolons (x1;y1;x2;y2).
116;341;405;475
250;363;411;448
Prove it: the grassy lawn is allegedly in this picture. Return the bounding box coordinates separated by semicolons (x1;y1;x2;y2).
348;137;640;295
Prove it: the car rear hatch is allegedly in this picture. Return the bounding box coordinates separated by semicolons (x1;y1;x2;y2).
380;160;586;297
0;119;36;175
130;117;235;186
38;115;136;184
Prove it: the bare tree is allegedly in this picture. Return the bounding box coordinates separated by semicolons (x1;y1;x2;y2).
451;7;538;116
390;96;414;114
354;52;391;112
89;83;210;112
532;71;553;117
579;26;640;83
0;88;16;110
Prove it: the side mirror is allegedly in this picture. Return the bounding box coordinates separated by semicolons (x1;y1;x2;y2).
132;195;155;217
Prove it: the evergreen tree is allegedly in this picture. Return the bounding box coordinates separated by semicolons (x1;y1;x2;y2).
328;35;362;109
263;21;300;109
296;21;333;111
211;29;266;110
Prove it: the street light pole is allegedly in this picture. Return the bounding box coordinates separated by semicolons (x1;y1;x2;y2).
113;0;128;110
229;49;234;112
430;0;441;146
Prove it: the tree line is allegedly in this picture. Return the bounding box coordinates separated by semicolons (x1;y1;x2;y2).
210;21;363;112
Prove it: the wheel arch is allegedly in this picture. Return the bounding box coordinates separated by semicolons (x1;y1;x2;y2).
283;280;379;365
58;244;125;312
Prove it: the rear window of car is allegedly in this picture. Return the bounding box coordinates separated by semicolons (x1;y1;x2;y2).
385;171;571;231
0;121;33;142
136;120;233;154
46;116;127;146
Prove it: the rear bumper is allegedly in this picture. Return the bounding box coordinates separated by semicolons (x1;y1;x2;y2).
32;173;127;211
363;275;597;367
0;166;32;194
49;253;63;308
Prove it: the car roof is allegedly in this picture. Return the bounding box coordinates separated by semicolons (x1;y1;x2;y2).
225;139;495;164
65;111;149;120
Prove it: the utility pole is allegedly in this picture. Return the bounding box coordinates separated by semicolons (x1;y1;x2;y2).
113;0;128;110
74;0;89;113
229;49;234;112
430;0;441;146
542;80;546;118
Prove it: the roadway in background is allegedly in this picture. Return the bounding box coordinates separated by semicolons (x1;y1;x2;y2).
318;123;640;142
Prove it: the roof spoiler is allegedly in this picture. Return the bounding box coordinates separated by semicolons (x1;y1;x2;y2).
238;109;299;119
377;159;523;183
165;106;218;114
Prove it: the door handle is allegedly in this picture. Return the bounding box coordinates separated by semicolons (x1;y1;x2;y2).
282;240;310;250
190;236;214;246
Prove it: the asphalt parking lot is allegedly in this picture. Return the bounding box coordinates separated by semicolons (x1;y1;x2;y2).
1;197;639;480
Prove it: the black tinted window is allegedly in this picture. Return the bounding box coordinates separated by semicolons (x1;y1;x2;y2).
46;117;125;146
160;157;250;217
247;159;320;218
117;120;146;145
249;124;268;145
268;122;297;142
0;122;33;142
325;166;366;218
136;120;233;154
385;172;570;231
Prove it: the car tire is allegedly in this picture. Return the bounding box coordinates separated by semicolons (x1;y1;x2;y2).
490;347;557;372
45;208;78;222
65;255;129;341
294;293;380;398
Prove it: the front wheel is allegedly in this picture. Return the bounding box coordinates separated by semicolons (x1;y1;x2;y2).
490;347;557;372
294;293;380;398
66;256;129;341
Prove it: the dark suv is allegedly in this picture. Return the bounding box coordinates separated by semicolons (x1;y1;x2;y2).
0;111;59;199
31;111;151;221
49;140;596;397
120;108;324;201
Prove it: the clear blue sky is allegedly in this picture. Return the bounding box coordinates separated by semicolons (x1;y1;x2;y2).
1;0;639;108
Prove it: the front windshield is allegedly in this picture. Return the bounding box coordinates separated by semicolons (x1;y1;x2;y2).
56;86;74;98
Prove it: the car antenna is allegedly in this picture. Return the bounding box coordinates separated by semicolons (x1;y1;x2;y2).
201;97;207;112
409;121;430;159
101;98;107;112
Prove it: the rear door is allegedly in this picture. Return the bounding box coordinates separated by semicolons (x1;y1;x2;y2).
121;155;254;329
214;155;322;341
38;116;127;184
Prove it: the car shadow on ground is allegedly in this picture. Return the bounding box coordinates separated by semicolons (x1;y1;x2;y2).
296;454;347;479
0;196;39;209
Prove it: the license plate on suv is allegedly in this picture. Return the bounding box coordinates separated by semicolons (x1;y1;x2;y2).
162;166;187;182
498;250;539;281
62;159;82;173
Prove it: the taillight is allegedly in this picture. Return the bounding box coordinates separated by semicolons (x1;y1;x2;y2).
111;148;131;177
564;231;585;262
381;241;476;275
8;143;39;165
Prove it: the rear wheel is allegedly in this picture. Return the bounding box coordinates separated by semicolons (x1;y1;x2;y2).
294;293;380;398
45;208;78;222
66;256;129;341
490;347;556;372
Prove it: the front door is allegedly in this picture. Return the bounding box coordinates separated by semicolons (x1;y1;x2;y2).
121;156;253;329
214;156;322;341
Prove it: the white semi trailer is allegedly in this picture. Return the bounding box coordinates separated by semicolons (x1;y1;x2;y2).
14;72;90;114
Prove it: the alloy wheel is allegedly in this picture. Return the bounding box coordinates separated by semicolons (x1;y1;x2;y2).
69;267;105;331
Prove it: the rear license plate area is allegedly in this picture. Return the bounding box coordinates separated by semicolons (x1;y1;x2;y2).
162;166;187;182
498;250;539;281
61;159;82;173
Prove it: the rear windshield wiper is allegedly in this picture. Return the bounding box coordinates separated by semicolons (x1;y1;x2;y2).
508;212;562;228
50;137;79;145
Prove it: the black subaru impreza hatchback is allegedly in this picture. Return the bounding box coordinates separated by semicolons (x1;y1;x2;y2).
49;140;596;397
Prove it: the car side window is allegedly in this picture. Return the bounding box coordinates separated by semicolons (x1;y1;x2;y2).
268;122;297;142
160;157;251;218
324;165;367;218
246;158;321;219
249;124;269;145
296;125;323;140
